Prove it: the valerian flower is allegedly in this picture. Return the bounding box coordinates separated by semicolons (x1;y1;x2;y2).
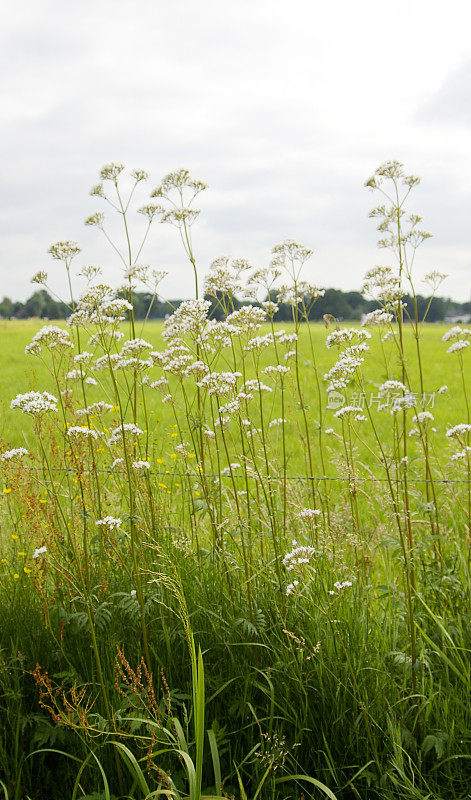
67;426;100;440
1;448;29;461
30;270;48;285
283;540;316;570
48;241;81;262
25;325;73;355
96;516;122;530
10;391;58;415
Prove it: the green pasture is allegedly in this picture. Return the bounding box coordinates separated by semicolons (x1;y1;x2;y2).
0;317;465;472
2;317;471;800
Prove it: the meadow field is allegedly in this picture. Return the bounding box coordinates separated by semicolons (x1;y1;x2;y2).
1;313;471;800
1;162;471;800
0;318;464;451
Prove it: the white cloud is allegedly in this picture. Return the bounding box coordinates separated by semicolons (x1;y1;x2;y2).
1;0;471;303
419;60;471;127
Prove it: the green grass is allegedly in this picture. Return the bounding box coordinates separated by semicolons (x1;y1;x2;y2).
0;317;466;460
1;316;471;800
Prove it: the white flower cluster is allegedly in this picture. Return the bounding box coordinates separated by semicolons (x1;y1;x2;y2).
286;580;300;596
242;379;272;393
112;355;153;373
362;309;393;327
442;326;471;342
132;460;150;470
390;394;416;413
218;393;253;416
76;401;114;416
324;330;371;392
227;305;267;332
96;516;122;529
67;426;100;440
269;418;287;428
283;539;316;571
32;545;47;559
277;282;325;305
297;508;321;519
73;351;93;364
97;297;133;318
163;299;212;341
1;447;29;461
329;579;353;595
334;406;367;422
199;319;239;349
149;377;169;389
447;340;470;355
25;325;73;355
68;285;132;327
65;368;87;381
221;462;241;475
185;361;210;377
107;423;143;446
197;371;242;396
244;329;298;352
378;380;407;396
443;325;471;355
93;354;119;372
260;300;279;316
326;328;371;349
120;338;153;354
152;342;194;376
262;365;290;377
203;256;245;297
451;448;471;461
446;423;471;439
10;391;58;415
362;266;404;306
175;442;190;454
413;411;434;424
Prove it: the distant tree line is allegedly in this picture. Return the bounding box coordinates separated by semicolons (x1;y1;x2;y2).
1;288;470;323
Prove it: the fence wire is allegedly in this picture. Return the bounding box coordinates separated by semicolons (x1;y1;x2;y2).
14;465;471;484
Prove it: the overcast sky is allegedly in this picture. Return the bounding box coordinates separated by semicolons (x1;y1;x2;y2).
1;0;471;303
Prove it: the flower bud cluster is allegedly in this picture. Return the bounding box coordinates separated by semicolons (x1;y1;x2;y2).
283;539;316;570
1;447;29;461
25;325;73;355
10;391;58;415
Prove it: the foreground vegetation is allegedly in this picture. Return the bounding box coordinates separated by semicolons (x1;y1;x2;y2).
1;161;471;800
